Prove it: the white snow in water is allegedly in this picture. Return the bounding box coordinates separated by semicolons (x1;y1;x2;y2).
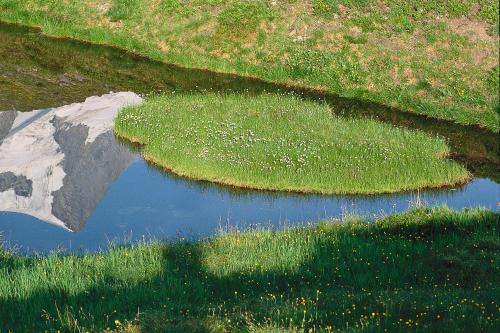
0;92;142;230
0;111;66;228
56;92;142;144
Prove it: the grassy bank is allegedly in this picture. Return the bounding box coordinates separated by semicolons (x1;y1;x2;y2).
114;93;469;194
0;0;498;130
0;207;499;332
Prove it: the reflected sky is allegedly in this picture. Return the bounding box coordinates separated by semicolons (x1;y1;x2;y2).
0;160;498;253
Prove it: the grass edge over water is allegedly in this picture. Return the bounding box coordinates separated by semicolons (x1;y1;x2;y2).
114;93;471;195
0;0;498;131
0;207;499;332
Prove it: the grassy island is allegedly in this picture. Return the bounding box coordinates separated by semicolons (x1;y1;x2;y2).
1;207;499;332
0;0;498;130
115;93;469;194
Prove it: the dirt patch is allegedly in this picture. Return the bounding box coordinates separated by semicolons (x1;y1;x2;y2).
390;65;400;85
316;31;344;52
471;47;498;69
156;40;170;53
468;3;481;17
89;0;124;29
285;1;316;40
93;1;112;15
437;18;498;70
403;67;417;85
378;37;405;51
446;17;495;42
425;45;438;60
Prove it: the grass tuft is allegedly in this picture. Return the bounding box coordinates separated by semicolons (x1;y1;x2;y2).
114;92;470;194
217;1;276;37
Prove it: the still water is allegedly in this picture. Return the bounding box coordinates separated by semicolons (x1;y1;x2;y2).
0;23;498;253
0;159;498;253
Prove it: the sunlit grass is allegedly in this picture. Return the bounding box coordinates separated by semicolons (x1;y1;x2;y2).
0;207;499;332
1;0;498;130
114;93;470;194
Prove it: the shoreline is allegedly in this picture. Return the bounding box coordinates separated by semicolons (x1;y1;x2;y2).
2;207;499;332
1;19;498;133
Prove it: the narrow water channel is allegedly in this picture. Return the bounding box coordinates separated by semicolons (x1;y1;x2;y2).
0;23;498;253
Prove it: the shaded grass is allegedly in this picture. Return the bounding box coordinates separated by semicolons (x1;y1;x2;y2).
114;93;469;194
0;0;498;130
0;207;499;332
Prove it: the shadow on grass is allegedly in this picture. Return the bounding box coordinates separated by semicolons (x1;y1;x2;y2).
1;209;499;332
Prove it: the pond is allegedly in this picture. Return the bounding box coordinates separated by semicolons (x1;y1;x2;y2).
0;23;498;253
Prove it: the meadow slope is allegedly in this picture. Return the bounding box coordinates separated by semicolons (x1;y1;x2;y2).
0;0;498;130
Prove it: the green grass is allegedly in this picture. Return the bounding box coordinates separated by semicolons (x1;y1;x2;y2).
0;207;499;332
0;0;498;130
114;93;469;194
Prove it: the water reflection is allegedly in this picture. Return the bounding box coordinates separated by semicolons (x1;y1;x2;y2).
0;93;141;232
0;22;498;177
0;22;499;253
0;91;498;252
0;159;498;253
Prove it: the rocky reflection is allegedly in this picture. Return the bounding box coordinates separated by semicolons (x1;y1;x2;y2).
0;92;141;231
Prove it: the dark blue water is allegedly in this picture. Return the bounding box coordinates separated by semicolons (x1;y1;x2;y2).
0;160;498;253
